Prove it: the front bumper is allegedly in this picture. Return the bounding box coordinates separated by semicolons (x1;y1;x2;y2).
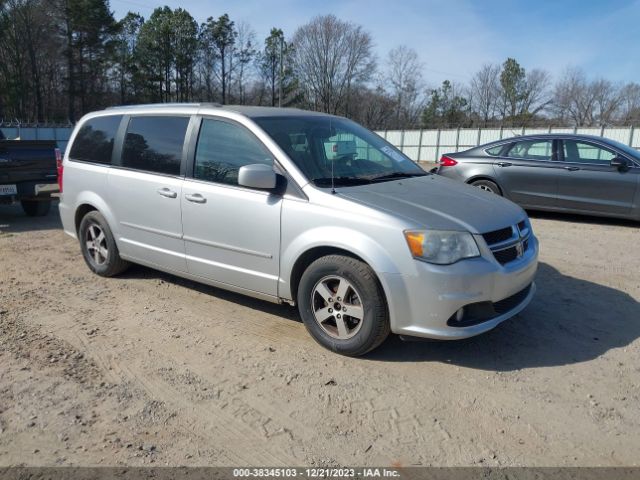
382;234;539;339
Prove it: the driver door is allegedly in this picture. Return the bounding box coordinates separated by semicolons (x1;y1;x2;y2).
181;117;282;296
556;139;638;215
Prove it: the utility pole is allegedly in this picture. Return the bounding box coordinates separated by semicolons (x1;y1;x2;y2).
278;35;284;108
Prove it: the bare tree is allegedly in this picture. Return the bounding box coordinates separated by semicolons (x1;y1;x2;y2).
291;14;375;115
232;21;256;104
348;85;397;129
468;63;500;126
553;68;622;126
384;45;425;128
618;83;640;125
521;68;551;117
553;67;592;125
591;78;622;126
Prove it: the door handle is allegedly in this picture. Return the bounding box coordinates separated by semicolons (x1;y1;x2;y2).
563;166;580;171
157;187;177;198
185;193;206;204
497;162;512;167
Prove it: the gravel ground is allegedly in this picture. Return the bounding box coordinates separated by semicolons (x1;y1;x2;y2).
0;201;638;467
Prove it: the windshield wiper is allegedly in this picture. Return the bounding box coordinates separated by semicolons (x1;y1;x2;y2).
369;172;428;182
312;177;372;187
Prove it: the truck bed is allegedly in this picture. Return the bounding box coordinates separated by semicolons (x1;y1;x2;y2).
0;140;58;184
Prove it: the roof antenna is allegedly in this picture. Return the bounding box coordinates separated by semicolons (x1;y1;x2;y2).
330;117;336;194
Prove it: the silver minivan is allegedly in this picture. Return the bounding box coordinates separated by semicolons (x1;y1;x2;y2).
59;104;538;356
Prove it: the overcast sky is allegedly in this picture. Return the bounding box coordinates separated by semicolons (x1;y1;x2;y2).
110;0;640;86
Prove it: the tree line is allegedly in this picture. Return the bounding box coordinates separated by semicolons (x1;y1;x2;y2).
1;0;639;129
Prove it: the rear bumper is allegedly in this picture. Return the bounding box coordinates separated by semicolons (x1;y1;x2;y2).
58;200;77;238
34;183;59;195
382;235;539;339
0;180;58;202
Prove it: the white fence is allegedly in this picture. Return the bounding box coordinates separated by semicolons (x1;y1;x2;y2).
376;126;640;163
3;124;640;162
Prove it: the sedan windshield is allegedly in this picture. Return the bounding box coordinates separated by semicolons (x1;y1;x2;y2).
254;116;427;186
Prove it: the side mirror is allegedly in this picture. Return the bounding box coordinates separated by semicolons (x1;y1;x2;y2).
238;164;277;190
610;156;630;172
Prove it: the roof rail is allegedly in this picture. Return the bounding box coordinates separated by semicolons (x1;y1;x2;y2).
106;102;222;110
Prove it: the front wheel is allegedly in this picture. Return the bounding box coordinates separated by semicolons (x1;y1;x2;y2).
78;210;129;277
470;179;502;195
297;255;390;356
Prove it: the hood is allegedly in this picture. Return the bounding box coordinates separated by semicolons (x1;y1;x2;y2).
337;175;525;234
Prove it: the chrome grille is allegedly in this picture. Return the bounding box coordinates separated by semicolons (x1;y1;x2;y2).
482;227;513;245
482;220;531;265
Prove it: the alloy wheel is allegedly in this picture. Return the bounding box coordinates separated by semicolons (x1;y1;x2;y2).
85;223;108;266
311;275;364;340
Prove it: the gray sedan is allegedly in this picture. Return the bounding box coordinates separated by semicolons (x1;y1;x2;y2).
436;134;640;221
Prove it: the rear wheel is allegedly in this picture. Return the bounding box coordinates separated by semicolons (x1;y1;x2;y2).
297;255;390;356
471;179;501;195
78;210;129;277
21;199;51;216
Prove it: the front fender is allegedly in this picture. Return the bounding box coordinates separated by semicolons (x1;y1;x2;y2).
279;226;403;301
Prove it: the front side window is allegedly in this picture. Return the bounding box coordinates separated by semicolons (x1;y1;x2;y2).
254;116;426;187
506;140;552;161
121;116;189;175
194;118;273;186
603;138;640;164
70;115;122;164
563;140;616;165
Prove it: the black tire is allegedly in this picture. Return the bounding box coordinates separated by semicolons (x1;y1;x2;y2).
21;199;51;216
78;210;129;277
297;255;390;356
470;179;502;195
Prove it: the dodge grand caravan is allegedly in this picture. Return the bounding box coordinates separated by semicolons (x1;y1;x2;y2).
59;104;538;356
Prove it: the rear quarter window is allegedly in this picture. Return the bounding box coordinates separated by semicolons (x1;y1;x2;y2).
69;115;123;164
485;145;504;156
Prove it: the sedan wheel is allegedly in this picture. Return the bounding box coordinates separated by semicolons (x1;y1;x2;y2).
471;179;501;196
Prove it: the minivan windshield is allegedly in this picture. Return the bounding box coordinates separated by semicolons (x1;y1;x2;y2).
254;116;427;186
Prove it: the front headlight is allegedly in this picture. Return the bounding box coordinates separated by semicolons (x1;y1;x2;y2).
404;230;480;265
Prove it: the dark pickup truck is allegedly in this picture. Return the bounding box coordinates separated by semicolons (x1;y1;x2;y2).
0;129;60;216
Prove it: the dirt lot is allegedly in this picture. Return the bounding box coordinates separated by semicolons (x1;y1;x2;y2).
0;201;638;467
